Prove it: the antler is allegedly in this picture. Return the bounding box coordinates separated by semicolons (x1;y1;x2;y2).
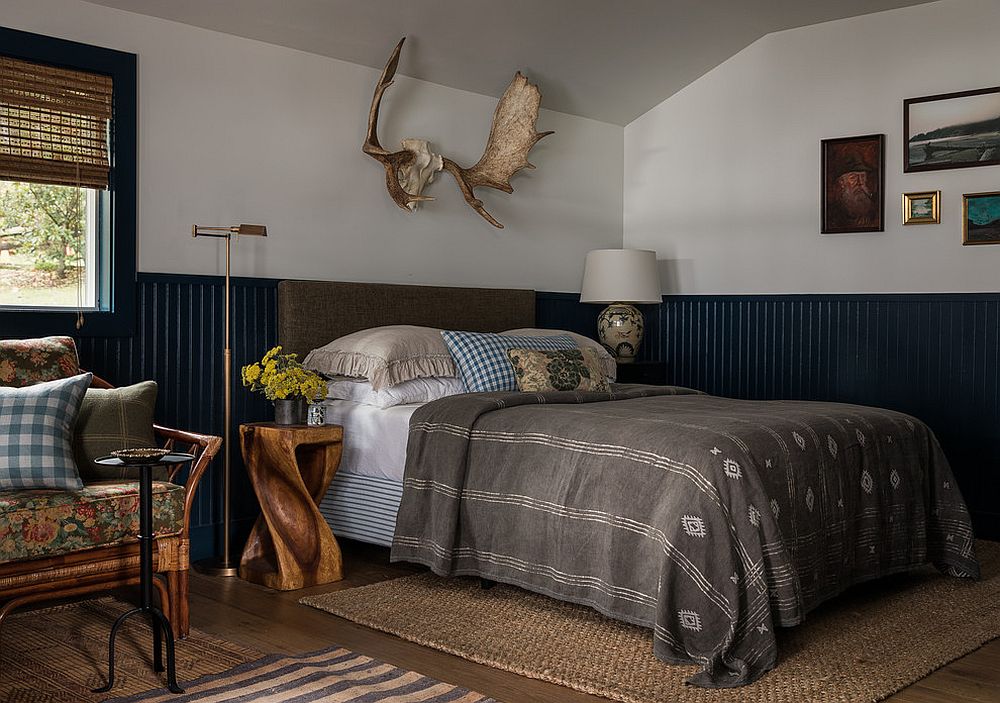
363;38;553;228
363;37;434;212
441;73;553;228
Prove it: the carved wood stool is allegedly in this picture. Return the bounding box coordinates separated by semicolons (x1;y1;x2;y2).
238;423;344;590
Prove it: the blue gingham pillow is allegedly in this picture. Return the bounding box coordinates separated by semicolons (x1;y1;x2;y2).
0;372;91;490
441;331;577;392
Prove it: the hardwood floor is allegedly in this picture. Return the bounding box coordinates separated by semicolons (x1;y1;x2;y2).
188;539;1000;703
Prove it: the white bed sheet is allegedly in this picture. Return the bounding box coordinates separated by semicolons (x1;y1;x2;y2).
320;399;418;482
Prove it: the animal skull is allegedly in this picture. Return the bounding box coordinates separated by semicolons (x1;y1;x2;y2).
396;138;443;211
363;37;553;228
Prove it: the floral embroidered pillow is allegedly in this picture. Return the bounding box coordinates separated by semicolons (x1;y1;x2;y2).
506;347;610;393
0;336;80;388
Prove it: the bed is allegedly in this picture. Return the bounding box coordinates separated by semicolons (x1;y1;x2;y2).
278;280;536;546
278;280;980;689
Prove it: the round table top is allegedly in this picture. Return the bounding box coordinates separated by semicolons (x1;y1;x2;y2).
94;452;196;467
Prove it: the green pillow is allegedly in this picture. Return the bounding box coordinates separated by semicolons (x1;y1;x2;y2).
73;381;162;481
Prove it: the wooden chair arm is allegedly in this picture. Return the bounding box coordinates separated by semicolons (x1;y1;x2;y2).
90;374;114;389
154;425;222;536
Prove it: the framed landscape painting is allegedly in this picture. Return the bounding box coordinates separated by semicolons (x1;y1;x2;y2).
821;134;885;234
905;86;1000;172
963;192;1000;245
902;191;940;225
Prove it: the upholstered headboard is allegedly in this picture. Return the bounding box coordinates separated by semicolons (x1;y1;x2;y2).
277;280;536;358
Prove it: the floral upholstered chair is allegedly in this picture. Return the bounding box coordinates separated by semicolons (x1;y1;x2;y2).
0;336;220;638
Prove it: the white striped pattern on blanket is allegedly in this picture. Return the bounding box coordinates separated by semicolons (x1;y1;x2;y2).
391;386;979;688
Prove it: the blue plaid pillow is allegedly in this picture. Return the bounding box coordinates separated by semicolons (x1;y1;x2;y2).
0;372;91;490
441;331;577;392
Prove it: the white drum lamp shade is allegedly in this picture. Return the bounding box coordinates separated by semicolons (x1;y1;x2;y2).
580;249;661;363
580;249;661;304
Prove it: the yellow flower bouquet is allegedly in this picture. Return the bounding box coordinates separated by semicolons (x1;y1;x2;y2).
241;346;325;402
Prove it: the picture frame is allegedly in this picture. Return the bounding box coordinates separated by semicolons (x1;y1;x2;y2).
821;134;885;234
962;191;1000;245
904;86;1000;173
902;191;940;225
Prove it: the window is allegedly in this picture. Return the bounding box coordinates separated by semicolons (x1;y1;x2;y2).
0;181;102;309
0;27;136;336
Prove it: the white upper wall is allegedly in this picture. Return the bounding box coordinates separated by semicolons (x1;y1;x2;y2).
624;0;1000;294
1;0;623;291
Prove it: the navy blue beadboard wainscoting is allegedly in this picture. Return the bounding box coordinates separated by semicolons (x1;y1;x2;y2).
660;294;1000;540
74;272;279;561
9;282;998;556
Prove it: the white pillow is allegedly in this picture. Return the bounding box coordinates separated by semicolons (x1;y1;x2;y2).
326;376;466;409
502;328;616;381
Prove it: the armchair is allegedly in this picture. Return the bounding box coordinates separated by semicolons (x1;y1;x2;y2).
0;344;220;639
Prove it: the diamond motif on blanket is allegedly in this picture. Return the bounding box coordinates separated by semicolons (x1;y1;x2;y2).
861;470;874;494
905;418;915;432
827;435;838;458
748;505;761;527
856;428;866;446
890;469;900;489
678;610;702;632
793;431;806;450
710;446;722;455
805;487;815;512
681;515;707;538
723;458;742;479
770;498;780;519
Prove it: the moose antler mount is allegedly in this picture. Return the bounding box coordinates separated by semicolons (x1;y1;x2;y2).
363;37;553;229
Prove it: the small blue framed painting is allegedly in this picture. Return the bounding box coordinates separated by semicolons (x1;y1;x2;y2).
963;192;1000;245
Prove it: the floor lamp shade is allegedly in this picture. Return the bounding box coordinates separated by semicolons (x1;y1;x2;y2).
580;249;661;363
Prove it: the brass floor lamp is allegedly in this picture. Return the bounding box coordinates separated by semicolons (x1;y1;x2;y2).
191;223;267;577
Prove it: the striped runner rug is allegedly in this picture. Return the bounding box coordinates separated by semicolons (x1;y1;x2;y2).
109;646;495;703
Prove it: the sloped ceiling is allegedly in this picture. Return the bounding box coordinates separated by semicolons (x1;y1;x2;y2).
84;0;937;125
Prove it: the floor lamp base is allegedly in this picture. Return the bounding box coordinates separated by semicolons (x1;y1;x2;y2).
193;556;239;578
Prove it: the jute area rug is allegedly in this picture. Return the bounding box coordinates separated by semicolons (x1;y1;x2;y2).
0;597;260;702
301;540;1000;703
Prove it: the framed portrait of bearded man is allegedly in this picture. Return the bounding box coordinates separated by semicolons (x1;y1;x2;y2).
821;134;885;234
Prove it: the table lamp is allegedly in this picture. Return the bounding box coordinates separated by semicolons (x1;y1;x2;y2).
580;249;661;363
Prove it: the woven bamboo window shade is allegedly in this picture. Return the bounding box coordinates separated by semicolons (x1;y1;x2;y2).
0;55;112;189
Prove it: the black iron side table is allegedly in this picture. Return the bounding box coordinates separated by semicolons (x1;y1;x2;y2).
91;452;195;695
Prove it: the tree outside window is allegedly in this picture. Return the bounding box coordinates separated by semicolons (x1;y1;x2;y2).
0;180;97;309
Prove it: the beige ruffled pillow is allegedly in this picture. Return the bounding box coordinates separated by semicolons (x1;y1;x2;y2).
506;347;611;393
303;325;456;391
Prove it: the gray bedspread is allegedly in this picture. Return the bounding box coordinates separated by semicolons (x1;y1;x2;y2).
390;385;979;687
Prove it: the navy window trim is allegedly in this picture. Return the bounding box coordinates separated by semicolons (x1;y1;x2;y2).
0;25;137;337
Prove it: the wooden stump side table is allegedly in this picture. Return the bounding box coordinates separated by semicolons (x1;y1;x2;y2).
238;423;344;590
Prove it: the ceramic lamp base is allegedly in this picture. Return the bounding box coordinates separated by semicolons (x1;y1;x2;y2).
597;303;644;363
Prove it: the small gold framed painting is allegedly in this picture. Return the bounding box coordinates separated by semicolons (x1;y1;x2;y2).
962;191;1000;245
902;191;940;225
